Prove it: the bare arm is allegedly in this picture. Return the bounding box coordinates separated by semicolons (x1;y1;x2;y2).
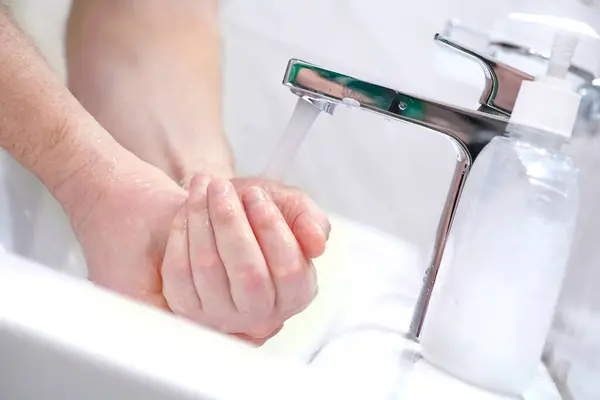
66;0;234;184
0;8;135;217
0;6;330;343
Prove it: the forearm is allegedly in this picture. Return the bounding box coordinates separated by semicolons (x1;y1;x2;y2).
0;9;127;214
66;0;234;182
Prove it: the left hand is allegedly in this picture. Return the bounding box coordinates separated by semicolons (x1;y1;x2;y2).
65;0;332;344
69;145;330;345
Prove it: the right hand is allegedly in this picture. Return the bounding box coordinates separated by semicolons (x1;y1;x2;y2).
161;173;329;344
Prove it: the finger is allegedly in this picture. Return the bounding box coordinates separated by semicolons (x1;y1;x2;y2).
276;191;330;259
291;210;329;259
230;179;331;257
161;203;203;320
243;186;316;318
187;173;236;321
260;182;331;239
207;179;276;318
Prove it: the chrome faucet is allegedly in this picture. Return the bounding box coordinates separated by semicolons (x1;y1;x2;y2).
281;33;535;340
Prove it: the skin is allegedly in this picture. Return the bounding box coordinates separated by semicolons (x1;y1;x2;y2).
163;176;326;342
0;2;330;345
66;0;234;182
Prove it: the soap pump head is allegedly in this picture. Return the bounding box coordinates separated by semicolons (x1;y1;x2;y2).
509;32;583;139
547;33;579;81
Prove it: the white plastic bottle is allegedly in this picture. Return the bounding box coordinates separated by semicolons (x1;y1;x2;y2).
420;33;582;396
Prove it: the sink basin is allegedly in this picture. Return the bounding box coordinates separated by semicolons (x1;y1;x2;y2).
0;151;563;399
0;150;86;277
0;251;346;400
0;211;422;399
0;217;564;400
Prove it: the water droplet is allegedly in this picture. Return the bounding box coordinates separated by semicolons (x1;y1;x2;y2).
398;102;408;111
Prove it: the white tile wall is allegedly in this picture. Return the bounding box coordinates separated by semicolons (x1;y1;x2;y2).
220;0;522;261
6;0;522;262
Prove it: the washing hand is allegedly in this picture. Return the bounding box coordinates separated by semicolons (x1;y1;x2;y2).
64;0;331;344
0;0;329;346
69;161;329;345
162;175;329;343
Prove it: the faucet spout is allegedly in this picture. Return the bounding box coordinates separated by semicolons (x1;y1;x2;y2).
281;34;534;339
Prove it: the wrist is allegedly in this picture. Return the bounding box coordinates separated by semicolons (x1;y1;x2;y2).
47;118;136;224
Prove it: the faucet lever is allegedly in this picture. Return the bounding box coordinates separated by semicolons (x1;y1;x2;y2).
434;34;534;116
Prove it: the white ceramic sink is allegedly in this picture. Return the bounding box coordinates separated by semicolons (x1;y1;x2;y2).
0;208;422;399
0;251;349;400
0;151;563;399
0;219;564;400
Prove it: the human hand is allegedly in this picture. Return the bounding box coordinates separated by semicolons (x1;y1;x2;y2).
67;158;329;344
161;174;330;344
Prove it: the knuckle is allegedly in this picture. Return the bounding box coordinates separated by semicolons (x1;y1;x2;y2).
276;192;300;220
290;209;309;233
250;203;280;230
187;197;208;214
288;192;311;212
278;191;325;234
245;298;273;318
239;265;269;291
211;198;238;224
236;269;275;316
191;173;212;188
274;259;307;284
192;250;223;272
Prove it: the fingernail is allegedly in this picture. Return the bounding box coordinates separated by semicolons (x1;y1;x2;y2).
244;186;268;207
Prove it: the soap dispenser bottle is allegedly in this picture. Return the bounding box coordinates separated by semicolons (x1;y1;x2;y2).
419;33;582;397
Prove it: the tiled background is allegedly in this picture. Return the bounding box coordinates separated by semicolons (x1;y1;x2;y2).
7;0;521;261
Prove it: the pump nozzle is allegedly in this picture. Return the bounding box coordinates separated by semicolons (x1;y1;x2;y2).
510;32;583;139
547;33;579;79
508;12;600;80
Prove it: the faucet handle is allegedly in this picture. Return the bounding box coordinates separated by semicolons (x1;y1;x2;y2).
435;33;534;116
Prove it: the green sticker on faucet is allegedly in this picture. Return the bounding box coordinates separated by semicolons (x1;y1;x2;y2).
285;61;424;119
